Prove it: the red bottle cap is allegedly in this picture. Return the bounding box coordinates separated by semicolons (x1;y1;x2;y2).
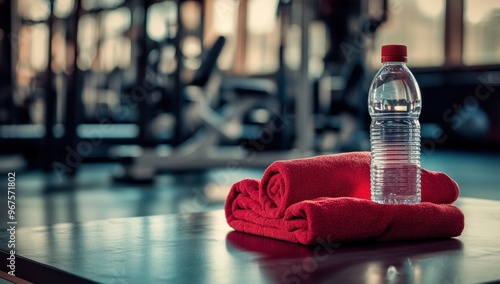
381;44;407;62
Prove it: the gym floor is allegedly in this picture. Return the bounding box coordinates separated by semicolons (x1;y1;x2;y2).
3;150;500;228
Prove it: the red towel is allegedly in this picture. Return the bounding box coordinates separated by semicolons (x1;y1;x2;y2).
225;152;464;245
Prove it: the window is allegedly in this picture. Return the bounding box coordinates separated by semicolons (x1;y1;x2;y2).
245;0;280;74
463;0;500;65
368;0;446;68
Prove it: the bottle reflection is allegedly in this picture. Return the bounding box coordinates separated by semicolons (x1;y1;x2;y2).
365;259;419;284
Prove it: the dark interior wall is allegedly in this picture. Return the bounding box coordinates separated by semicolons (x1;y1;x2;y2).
415;67;500;150
0;0;12;131
0;0;11;89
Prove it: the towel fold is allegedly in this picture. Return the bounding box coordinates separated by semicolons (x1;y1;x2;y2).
225;152;465;245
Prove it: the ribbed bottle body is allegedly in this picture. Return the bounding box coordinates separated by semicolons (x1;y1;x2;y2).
370;117;421;204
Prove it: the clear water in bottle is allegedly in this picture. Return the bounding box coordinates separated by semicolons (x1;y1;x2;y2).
369;45;421;204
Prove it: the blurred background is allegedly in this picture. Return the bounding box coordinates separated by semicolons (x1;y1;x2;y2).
0;0;499;227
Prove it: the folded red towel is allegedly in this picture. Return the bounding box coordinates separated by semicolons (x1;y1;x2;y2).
225;152;465;245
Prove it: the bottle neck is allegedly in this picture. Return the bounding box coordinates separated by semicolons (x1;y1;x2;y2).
382;61;407;66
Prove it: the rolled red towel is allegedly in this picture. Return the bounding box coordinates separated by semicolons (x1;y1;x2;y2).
225;152;464;245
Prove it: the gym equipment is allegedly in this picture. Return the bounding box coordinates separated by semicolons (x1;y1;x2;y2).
113;33;307;182
314;0;388;152
113;0;312;182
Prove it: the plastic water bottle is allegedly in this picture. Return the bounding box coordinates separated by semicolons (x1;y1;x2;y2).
368;45;422;204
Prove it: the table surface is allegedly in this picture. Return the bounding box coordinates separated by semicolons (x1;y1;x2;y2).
1;197;500;284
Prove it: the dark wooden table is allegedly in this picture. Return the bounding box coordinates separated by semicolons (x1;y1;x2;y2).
1;197;500;283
